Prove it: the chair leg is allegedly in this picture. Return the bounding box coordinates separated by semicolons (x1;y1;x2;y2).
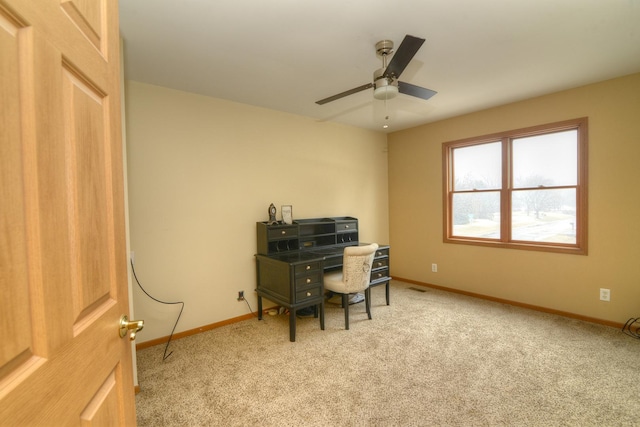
365;288;372;320
342;293;349;330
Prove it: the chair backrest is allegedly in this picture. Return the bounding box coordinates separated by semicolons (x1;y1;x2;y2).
341;243;379;293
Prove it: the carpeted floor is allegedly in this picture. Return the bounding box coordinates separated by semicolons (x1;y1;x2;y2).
135;280;640;426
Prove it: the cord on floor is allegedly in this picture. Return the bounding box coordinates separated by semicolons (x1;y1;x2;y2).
130;259;184;361
622;317;640;339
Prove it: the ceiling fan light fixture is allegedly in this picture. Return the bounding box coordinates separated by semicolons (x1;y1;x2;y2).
373;84;399;100
373;69;399;100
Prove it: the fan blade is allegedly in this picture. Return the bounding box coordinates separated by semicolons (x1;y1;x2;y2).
398;81;437;101
383;35;425;79
316;83;373;105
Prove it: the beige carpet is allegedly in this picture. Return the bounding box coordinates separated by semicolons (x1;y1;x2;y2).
135;280;640;426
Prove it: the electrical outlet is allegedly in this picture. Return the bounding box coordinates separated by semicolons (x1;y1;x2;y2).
237;290;245;301
431;263;438;273
599;288;610;302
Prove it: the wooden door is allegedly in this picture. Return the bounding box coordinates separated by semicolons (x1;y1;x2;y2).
0;0;136;425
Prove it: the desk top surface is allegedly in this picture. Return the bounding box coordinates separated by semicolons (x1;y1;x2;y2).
255;243;388;265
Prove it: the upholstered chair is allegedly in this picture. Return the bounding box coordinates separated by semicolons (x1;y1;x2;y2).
324;243;378;330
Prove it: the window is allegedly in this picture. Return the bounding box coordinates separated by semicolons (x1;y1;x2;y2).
443;118;588;254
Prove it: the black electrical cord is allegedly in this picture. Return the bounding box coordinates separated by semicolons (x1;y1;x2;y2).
622;317;640;340
243;296;258;317
130;259;184;361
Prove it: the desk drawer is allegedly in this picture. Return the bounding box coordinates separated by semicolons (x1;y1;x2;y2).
370;267;389;282
375;248;389;258
296;286;322;303
336;221;357;232
295;272;321;287
294;261;321;275
267;226;298;240
372;258;388;269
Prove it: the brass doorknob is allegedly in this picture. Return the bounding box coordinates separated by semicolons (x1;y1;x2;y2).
119;315;144;341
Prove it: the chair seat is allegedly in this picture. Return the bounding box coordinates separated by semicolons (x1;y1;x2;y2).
324;271;346;293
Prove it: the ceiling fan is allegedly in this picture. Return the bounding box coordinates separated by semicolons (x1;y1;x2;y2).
315;35;437;105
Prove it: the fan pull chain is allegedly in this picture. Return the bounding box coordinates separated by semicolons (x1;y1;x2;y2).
383;98;390;129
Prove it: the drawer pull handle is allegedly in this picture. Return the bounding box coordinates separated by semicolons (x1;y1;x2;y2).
377;273;382;278
377;252;382;256
281;230;286;235
306;292;312;297
306;278;311;284
345;225;349;229
306;265;311;270
377;262;382;267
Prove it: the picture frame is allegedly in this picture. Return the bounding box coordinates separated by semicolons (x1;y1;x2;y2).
281;205;293;225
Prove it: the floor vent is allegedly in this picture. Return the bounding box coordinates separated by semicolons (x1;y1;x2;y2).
409;287;427;293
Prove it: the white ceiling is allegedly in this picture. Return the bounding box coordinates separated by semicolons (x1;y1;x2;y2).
118;0;640;133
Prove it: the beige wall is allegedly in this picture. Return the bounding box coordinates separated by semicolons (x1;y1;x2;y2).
124;81;389;343
388;72;640;323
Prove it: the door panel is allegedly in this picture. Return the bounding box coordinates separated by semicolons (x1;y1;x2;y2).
80;371;120;426
0;6;33;379
0;0;135;425
60;0;105;52
62;62;113;326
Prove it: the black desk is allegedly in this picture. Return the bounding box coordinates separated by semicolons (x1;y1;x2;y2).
255;217;390;342
255;244;390;342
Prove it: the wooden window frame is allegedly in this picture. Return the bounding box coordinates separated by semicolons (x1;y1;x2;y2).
442;117;588;255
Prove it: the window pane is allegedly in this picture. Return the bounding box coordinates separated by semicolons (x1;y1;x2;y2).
453;142;501;191
452;192;500;239
511;188;576;243
513;130;577;188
